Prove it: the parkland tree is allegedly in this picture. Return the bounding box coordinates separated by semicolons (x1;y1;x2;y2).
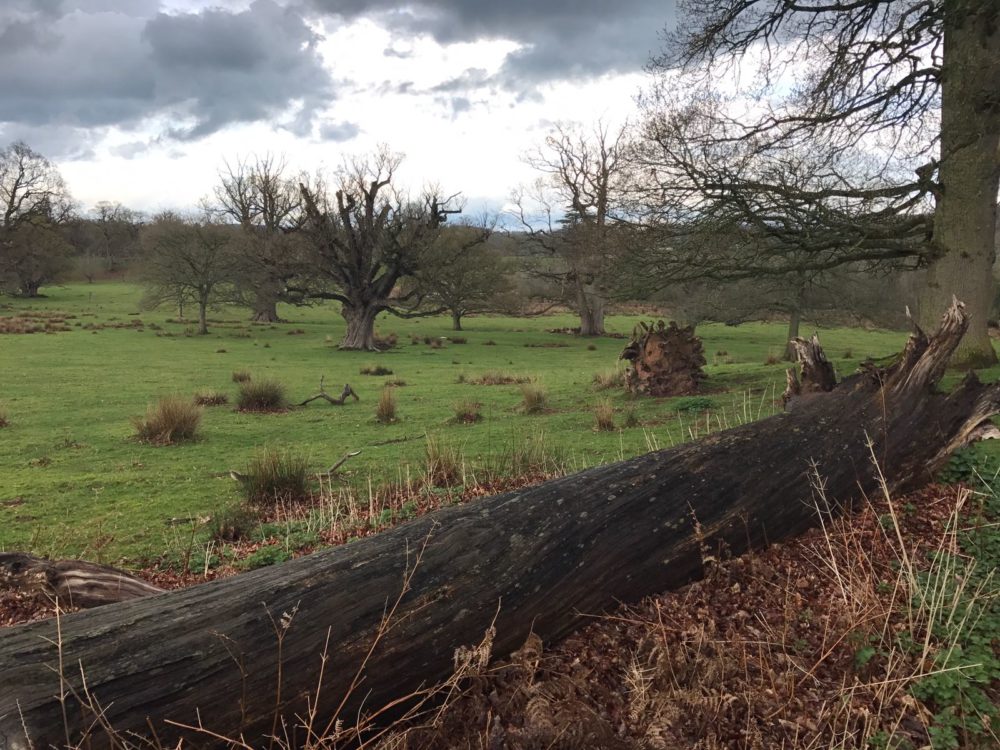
0;142;74;296
298;147;459;350
638;0;1000;365
214;155;308;322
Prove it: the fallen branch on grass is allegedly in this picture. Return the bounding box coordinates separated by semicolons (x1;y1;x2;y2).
298;377;359;406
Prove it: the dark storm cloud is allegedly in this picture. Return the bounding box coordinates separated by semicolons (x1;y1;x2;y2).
306;0;675;89
0;0;334;144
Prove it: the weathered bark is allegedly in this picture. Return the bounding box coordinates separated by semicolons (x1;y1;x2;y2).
340;302;381;350
3;301;998;750
620;320;707;396
918;4;1000;367
0;553;163;609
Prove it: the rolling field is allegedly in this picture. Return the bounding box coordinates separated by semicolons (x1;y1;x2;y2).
1;281;986;564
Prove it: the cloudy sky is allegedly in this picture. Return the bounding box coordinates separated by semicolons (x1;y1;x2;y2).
0;0;677;216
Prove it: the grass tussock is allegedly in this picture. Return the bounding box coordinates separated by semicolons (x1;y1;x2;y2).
384;378;407;387
237;446;311;507
376;386;397;424
449;336;467;344
592;368;625;390
207;503;259;542
593;400;615;431
231;369;252;383
424;434;463;487
519;383;548;414
132;396;202;445
193;390;229;407
452;399;482;424
469;370;532;386
236;378;287;412
360;363;394;376
374;331;398;349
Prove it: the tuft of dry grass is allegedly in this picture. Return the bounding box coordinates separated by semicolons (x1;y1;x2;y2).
592;368;625;390
0;406;8;428
449;336;467;344
519;383;548;414
360;363;394;376
424;434;463;486
231;369;252;383
236;378;287;412
593;400;615;431
236;446;311;507
193;390;229;407
764;353;781;366
132;396;202;445
452;399;482;424
469;370;532;386
376;386;397;423
374;331;398;349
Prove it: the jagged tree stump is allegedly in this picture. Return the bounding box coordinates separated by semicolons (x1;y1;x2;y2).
620;320;707;396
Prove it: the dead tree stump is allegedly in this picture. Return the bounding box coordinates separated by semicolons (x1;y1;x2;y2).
620;320;707;396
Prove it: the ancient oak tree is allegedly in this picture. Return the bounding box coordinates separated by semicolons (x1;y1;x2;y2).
517;122;631;336
297;147;459;350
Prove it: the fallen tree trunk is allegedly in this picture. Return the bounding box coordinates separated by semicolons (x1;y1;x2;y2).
2;300;998;749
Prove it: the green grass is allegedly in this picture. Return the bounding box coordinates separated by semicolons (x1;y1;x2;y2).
0;281;955;562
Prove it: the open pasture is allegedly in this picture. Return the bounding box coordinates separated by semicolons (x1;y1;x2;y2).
0;282;932;563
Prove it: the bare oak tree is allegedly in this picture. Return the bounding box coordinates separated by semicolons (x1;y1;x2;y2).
214;155;307;322
297;147;459;350
0;142;74;296
139;216;238;335
517;122;631;336
413;219;513;330
636;0;1000;366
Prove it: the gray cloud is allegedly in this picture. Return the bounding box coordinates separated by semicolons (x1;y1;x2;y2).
306;0;676;89
0;0;334;142
318;120;361;141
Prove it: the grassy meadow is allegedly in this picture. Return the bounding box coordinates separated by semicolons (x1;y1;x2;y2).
1;281;990;565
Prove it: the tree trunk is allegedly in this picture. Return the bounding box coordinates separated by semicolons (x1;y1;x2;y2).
250;297;279;324
3;301;997;750
249;282;282;323
340;302;381;350
452;309;463;331
784;307;802;361
19;280;41;297
197;300;208;335
918;4;1000;367
576;282;606;336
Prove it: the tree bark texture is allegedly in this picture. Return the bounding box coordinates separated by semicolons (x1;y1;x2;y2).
452;309;463;331
2;301;998;749
250;295;280;324
339;302;381;350
918;3;1000;366
784;307;802;361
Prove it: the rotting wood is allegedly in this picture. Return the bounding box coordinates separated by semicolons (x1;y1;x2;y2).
620;320;706;396
0;553;163;609
782;333;838;407
2;300;999;749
